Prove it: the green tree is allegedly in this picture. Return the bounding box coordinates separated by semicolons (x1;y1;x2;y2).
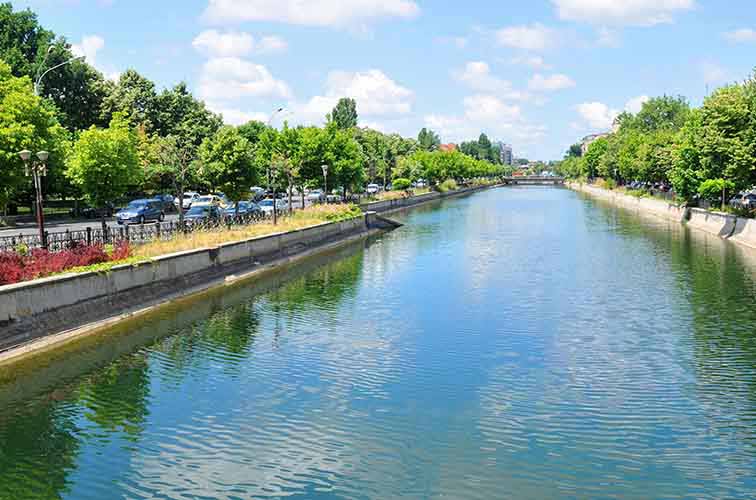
324;123;365;198
198;126;256;214
153;82;222;150
0;60;68;213
0;3;109;132
417;127;440;151
100;69;159;131
566;143;583;158
66;113;142;229
698;178;736;208
330;97;358;130
583;137;609;179
145;135;199;226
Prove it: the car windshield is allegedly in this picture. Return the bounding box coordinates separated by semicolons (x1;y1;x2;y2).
259;200;274;207
126;201;146;209
186;206;208;215
183;194;195;199
197;196;213;202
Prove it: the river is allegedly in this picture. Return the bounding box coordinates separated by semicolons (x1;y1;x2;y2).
1;186;755;499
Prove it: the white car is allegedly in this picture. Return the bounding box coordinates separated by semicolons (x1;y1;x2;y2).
366;183;381;195
195;194;228;208
258;198;289;214
306;189;326;203
176;192;200;210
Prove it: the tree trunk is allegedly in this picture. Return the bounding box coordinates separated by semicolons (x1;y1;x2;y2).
288;183;293;215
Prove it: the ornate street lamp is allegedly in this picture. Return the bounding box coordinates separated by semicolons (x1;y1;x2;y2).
321;164;329;204
19;150;50;248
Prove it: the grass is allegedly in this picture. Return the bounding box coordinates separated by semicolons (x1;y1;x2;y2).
133;204;362;260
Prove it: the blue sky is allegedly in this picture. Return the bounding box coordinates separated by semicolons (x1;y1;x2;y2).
13;0;756;159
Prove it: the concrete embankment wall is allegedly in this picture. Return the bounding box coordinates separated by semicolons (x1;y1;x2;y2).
568;182;756;250
0;215;372;351
0;183;496;354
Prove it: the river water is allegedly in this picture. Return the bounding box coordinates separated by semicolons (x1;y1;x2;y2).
1;186;756;499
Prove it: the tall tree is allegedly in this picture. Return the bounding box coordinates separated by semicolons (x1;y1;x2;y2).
100;69;159;132
66;113;142;230
0;60;68;212
330;97;358;130
417;127;440;151
197;126;256;215
153;82;222;149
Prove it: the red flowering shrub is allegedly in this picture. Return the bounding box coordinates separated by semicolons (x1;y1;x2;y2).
0;242;131;285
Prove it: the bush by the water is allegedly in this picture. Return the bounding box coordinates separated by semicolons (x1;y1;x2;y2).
437;179;458;193
0;242;130;285
392;178;411;190
698;178;735;205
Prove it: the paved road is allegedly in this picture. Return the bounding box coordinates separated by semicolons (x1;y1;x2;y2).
1;200;309;238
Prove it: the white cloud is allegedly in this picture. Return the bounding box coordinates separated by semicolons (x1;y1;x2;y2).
203;0;420;27
510;55;551;70
596;27;620;47
71;35;105;66
528;73;576;91
198;57;291;101
624;94;649;113
192;30;287;57
256;35;288;53
724;28;756;43
576;101;618;130
301;69;413;118
206;103;269;125
454;61;526;99
700;61;727;85
192;30;254;57
496;23;556;51
423;94;546;145
552;0;695;27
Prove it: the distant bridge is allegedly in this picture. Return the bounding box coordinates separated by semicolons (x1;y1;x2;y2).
502;176;565;185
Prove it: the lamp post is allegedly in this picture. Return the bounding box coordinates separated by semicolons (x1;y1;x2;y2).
19;150;49;249
321;164;329;204
266;107;285;127
35;53;85;96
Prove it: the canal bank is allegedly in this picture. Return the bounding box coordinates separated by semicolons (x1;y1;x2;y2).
0;184;498;362
568;182;756;250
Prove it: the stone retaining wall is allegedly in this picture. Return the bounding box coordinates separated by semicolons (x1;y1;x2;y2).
569;182;756;250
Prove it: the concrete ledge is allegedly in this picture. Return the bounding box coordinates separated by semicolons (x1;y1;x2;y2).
568;182;756;250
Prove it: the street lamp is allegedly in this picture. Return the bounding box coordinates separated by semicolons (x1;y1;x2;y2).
35;54;85;96
321;164;329;204
19;150;49;248
266;107;285;127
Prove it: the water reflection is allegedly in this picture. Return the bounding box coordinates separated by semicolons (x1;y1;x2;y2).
0;188;755;499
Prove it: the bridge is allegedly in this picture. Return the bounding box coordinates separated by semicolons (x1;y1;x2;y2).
502;176;565;185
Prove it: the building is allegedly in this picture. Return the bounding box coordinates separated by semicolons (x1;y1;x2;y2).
439;143;457;152
580;133;610;155
496;142;513;165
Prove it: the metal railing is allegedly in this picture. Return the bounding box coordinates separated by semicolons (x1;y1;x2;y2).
0;210;290;253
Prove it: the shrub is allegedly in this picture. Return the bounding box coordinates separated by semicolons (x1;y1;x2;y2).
437;179;458;193
698;178;735;206
0;242;130;285
392;178;411;190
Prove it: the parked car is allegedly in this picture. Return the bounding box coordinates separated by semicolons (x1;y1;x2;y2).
72;202;114;219
730;192;756;209
306;189;326;203
176;192;201;210
366;183;381;195
249;186;266;201
116;199;164;225
153;194;175;212
258;198;288;215
194;194;226;208
413;179;428;189
183;204;222;227
223;201;262;217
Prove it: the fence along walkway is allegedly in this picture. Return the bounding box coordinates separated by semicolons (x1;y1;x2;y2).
0;211;289;252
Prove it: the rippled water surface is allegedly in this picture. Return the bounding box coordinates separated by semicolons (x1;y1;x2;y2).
2;187;756;499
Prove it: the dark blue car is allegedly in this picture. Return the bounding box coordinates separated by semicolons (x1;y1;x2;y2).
223;201;262;217
116;199;165;225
